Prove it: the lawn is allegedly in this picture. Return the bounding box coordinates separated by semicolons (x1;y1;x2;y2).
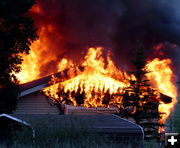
0;115;164;148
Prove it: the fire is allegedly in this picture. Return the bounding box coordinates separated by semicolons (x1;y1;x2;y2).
44;47;132;108
15;26;63;83
13;3;178;127
43;47;177;120
15;4;64;84
15;40;40;83
15;37;177;128
146;58;177;123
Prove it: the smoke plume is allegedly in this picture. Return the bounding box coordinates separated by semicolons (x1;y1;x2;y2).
29;0;180;79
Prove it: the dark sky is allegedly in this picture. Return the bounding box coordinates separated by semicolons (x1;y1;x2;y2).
30;0;180;78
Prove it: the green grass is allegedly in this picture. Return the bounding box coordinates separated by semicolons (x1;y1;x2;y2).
0;115;164;148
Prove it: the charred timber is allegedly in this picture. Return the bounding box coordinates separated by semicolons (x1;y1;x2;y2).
159;93;172;104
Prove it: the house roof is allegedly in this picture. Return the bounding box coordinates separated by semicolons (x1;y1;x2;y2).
19;65;173;104
19;66;84;97
20;71;62;92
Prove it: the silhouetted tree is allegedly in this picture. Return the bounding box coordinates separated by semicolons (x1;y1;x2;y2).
120;44;164;140
0;0;38;113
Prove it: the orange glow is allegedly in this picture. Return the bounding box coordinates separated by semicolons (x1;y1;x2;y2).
14;4;64;83
15;43;177;132
12;3;178;132
15;26;63;83
14;40;40;83
43;47;131;108
29;4;42;14
43;48;177;117
15;40;177;130
146;58;177;124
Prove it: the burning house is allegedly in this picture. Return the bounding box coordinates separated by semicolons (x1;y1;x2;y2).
14;47;176;118
12;0;179;141
14;68;146;142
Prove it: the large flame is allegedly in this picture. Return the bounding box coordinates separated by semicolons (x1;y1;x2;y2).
15;42;177;132
43;47;132;108
15;40;40;83
15;4;64;83
15;27;62;83
146;58;177;123
42;47;177;124
14;3;177;130
14;36;177;128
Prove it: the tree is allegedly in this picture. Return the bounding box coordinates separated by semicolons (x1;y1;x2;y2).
120;44;164;140
0;0;38;113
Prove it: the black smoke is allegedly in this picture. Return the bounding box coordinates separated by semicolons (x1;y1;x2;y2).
30;0;180;79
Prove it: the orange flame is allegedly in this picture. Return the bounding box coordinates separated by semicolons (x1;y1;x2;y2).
14;40;40;83
15;4;65;84
15;26;64;83
146;58;177;124
44;47;131;108
14;43;177;133
43;47;177;119
13;4;178;130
